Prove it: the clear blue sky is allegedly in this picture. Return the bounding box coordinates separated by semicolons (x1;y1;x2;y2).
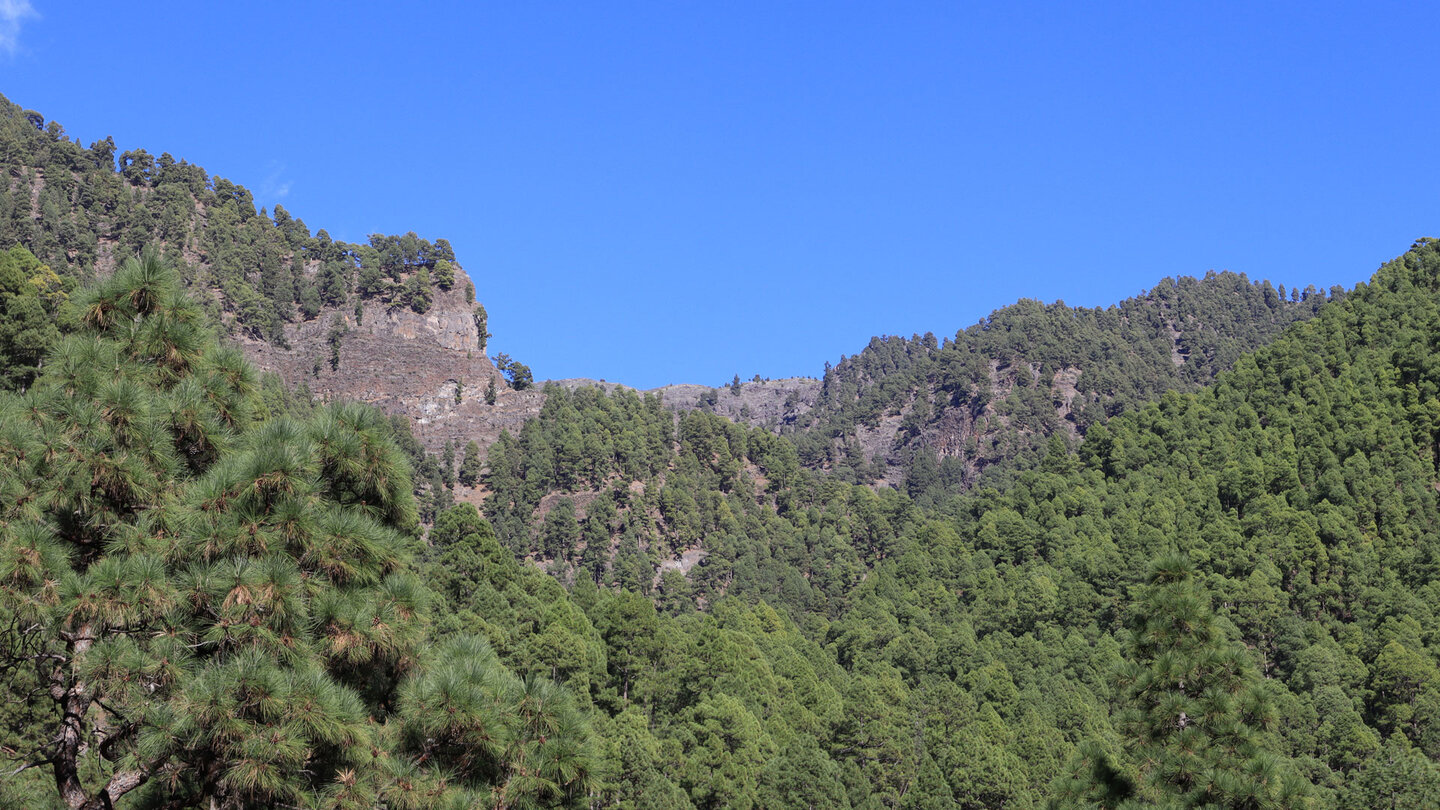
4;2;1437;389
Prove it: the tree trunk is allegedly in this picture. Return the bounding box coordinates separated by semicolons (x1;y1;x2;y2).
47;624;154;810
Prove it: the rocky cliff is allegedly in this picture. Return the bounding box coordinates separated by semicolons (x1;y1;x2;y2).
240;274;546;454
0;97;1336;497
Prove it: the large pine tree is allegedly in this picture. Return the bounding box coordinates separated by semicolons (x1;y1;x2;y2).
0;252;592;809
1052;554;1317;809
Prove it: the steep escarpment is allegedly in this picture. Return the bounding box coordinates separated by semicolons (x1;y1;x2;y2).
239;278;549;453
0;95;548;453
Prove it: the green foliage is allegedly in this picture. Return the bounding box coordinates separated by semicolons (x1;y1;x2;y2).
0;244;67;390
495;351;534;391
326;312;347;370
7;91;1440;810
475;303;490;353
1337;732;1440;809
0;254;590;809
405;266;432;313
434;258;455;291
1054;555;1314;808
477;384;885;611
789;271;1332;493
1;254;403;807
456;240;1440;809
397;636;594;808
0;94;470;348
298;280;322;319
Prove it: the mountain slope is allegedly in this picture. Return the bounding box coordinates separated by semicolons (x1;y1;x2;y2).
784;271;1338;492
456;239;1440;808
6;91;1440;808
545;271;1335;498
1;95;1336;494
0;94;543;452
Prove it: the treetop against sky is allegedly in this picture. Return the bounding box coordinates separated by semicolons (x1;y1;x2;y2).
4;2;1437;388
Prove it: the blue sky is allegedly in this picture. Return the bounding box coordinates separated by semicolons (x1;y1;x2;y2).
4;2;1437;389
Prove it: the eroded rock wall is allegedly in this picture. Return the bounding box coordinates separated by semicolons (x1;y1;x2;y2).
239;273;545;454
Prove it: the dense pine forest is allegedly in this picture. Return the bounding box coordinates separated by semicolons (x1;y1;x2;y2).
780;271;1337;491
0;95;468;347
3;95;1440;810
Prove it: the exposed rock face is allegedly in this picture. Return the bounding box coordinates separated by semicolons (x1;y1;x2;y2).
653;379;820;427
914;362;1082;485
240;274;545;454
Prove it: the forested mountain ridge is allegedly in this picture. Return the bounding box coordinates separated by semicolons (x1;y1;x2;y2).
396;259;1330;500
4;86;1440;808
466;276;1341;610
534;272;1335;502
0;95;462;339
778;271;1338;492
1;94;1336;501
369;239;1440;808
0;94;550;456
444;239;1440;809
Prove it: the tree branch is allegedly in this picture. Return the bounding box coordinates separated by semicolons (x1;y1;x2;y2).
5;757;51;778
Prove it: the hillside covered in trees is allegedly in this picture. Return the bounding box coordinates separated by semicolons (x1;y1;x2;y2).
762;271;1338;493
6;243;1440;808
3;90;1440;809
1;95;1344;506
441;241;1440;808
0;95;472;345
553;269;1338;505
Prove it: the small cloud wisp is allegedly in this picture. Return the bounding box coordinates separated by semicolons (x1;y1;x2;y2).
0;0;37;56
261;162;293;201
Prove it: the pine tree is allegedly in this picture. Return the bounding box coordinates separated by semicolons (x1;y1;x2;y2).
1051;554;1316;809
326;312;347;370
433;258;455;291
297;280;321;319
0;251;426;809
405;267;431;314
0;251;603;810
474;303;490;353
459;439;483;487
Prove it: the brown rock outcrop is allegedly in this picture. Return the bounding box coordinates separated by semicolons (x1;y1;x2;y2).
240;273;545;454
